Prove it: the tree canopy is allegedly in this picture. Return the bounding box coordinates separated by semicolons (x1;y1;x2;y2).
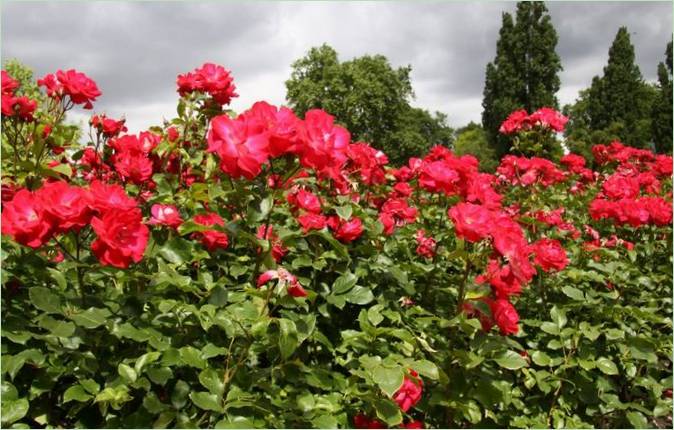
285;44;453;165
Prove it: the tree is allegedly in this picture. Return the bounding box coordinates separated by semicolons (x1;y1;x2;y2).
452;122;499;172
586;27;655;148
651;40;673;153
285;44;453;165
482;2;562;157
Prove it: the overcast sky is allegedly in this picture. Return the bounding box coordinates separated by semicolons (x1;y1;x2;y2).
2;1;672;133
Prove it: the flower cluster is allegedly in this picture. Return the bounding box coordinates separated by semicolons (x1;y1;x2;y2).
257;267;307;297
177;62;238;105
1;70;38;121
499;107;568;135
497;155;567;187
1;180;148;268
38;69;101;109
90;114;127;138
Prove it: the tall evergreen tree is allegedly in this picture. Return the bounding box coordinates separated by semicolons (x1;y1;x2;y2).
587;27;654;148
482;2;562;157
652;40;673;153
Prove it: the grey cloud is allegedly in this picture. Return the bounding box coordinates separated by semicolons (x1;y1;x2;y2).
2;1;671;130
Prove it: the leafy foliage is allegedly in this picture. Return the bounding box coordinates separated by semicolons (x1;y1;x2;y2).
1;60;672;430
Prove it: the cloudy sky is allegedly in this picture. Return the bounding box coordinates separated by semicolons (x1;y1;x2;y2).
2;1;671;133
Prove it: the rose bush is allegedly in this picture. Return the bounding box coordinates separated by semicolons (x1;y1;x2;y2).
1;63;672;429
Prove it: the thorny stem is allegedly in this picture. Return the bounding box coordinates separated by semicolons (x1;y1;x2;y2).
456;258;472;312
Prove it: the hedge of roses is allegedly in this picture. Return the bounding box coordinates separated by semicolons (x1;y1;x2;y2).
1;63;672;429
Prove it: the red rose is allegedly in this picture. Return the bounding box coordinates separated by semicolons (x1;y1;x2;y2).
295;189;322;213
1;189;53;248
113;151;154;185
257;268;307;297
36;181;92;233
91;208;149;268
415;229;437;259
193;212;229;251
353;414;386;429
328;216;364;243
448;202;492;242
256;225;287;263
207;114;270;180
177;63;238;105
393;369;423;412
149;204;183;229
297;213;327;233
2;70;19;95
3;96;37;121
528;107;568;132
393;182;413;197
88;180;138;214
166;126;180;142
91;114;127;138
240;101;301;157
499;109;528;134
418;160;460;195
602;173;640;200
297;109;350;177
489;299;519;335
532;238;569;272
38;69;101;109
641;197;673;226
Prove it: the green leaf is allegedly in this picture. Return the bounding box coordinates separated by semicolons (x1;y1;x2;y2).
278;318;299;360
311;415;338;429
38;316;75;337
190;392;223;412
296;391;315;412
596;357;619;375
0;398;29;425
63;385;93;403
118;363;138;383
179;346;207;369
367;304;384;326
372;366;404;397
199;369;225;397
550;306;567;329
49;163;73;177
215;416;257;429
29;287;61;314
343;285;374;305
540;322;560;335
374;398;403;426
171;380;190;409
159;237;198;264
560;285;585;301
335;205;352;221
413;360;440;380
69;307;111;329
332;271;358;294
134;352;162;375
80;379;99;395
147;367;173;386
95;386;132;410
494;351;528;370
47;268;67;289
531;351;552;366
626;411;648;428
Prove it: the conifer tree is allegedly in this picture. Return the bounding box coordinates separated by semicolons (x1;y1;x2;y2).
587;27;655;148
482;2;562;157
652;40;673;153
